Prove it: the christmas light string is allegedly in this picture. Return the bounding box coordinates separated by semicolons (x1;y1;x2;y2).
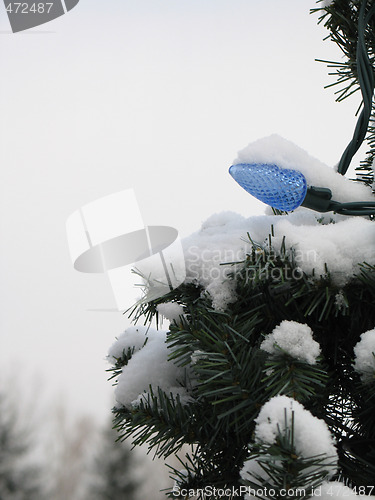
229;0;375;216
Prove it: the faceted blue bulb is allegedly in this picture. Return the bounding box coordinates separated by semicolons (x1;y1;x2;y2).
229;163;307;211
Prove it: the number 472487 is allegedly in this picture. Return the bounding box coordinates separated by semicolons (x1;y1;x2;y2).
6;3;53;14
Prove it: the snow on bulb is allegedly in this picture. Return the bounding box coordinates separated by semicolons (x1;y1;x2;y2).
229;135;373;213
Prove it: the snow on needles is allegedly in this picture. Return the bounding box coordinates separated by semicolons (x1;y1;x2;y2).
260;320;321;365
353;328;375;384
254;396;337;464
240;396;337;486
107;325;149;364
108;326;193;409
182;209;375;310
156;302;185;323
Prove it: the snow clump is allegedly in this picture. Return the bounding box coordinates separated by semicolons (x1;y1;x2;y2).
260;320;321;365
108;326;193;409
107;325;149;364
254;396;337;464
240;395;337;486
353;328;375;384
157;302;185;323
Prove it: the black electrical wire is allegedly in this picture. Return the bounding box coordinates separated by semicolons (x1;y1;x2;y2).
334;201;375;216
337;0;375;177
314;0;375;217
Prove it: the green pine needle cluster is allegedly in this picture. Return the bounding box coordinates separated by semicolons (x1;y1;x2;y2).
108;228;375;498
312;0;375;184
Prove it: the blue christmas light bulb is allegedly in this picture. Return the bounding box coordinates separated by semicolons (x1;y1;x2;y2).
229;163;307;212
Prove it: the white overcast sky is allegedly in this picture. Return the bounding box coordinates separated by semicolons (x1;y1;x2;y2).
0;0;363;421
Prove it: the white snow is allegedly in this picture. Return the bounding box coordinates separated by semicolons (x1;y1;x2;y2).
334;290;347;311
190;350;208;365
182;211;248;310
254;396;337;461
233;135;373;204
109;327;193;408
240;395;337;486
182;209;375;310
353;329;375;384
156;302;185;323
260;320;321;365
107;325;149;364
